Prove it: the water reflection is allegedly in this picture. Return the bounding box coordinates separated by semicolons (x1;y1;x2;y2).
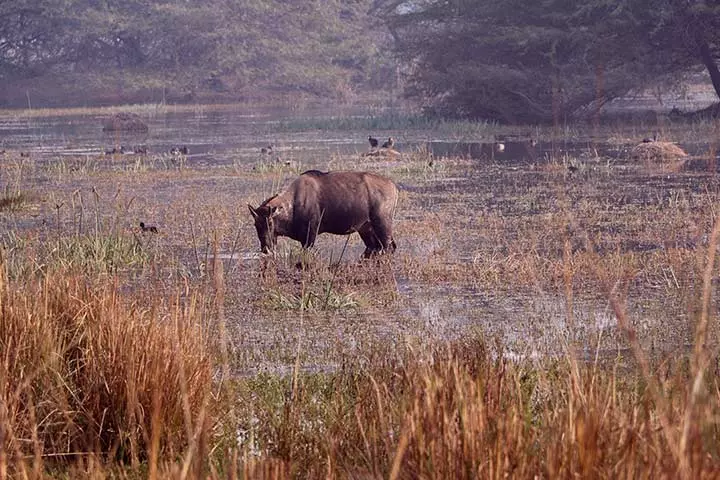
425;139;630;163
0;108;377;166
1;108;706;171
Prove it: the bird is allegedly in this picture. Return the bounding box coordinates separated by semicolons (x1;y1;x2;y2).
170;146;189;155
260;145;273;154
139;221;158;233
495;142;505;152
381;137;394;149
368;135;379;149
669;106;682;117
642;133;658;143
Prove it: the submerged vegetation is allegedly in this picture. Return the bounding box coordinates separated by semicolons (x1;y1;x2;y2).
272;113;498;138
2;108;720;477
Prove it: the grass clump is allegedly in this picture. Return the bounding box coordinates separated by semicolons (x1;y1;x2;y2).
266;287;359;311
271;113;496;139
0;154;35;210
248;157;303;177
0;265;214;476
47;155;102;178
47;233;148;274
257;247;399;311
230;335;720;478
0;189;32;211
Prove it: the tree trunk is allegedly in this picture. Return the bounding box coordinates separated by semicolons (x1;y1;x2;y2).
698;40;720;99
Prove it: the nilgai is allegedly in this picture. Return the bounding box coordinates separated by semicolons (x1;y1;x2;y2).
248;170;398;258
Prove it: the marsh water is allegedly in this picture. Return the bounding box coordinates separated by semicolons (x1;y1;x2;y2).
1;106;716;371
6;106;709;165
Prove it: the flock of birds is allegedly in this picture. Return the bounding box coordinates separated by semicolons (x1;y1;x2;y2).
258;136;396;156
104;145;189;156
368;136;395;149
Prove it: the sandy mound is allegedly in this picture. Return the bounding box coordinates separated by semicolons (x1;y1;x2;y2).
102;112;149;132
630;141;687;162
362;148;401;159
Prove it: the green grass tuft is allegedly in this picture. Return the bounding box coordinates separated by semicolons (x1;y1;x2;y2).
48;233;148;273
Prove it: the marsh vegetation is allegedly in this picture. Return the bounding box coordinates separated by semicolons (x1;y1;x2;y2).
3;106;720;477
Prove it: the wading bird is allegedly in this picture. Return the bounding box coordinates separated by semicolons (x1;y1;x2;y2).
170;146;189;155
139;222;158;233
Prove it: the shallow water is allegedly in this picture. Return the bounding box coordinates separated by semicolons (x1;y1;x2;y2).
2;108;714;173
0;108;389;167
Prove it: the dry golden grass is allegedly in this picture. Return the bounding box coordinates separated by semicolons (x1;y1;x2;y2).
630;141;688;162
222;334;720;479
0;265;214;477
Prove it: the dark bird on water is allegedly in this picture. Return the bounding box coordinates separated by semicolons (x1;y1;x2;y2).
260;145;273;154
170;145;189;155
381;137;394;149
139;222;158;233
368;135;379;148
642;133;658;143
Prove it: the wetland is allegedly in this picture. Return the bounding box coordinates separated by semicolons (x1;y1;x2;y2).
3;105;717;366
4;104;720;477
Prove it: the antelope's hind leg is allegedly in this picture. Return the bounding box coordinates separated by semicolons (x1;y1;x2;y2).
358;223;381;258
370;215;395;254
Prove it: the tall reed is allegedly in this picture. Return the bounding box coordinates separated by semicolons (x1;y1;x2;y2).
0;264;213;476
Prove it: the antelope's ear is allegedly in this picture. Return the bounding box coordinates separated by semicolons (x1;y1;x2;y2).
248;204;259;219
